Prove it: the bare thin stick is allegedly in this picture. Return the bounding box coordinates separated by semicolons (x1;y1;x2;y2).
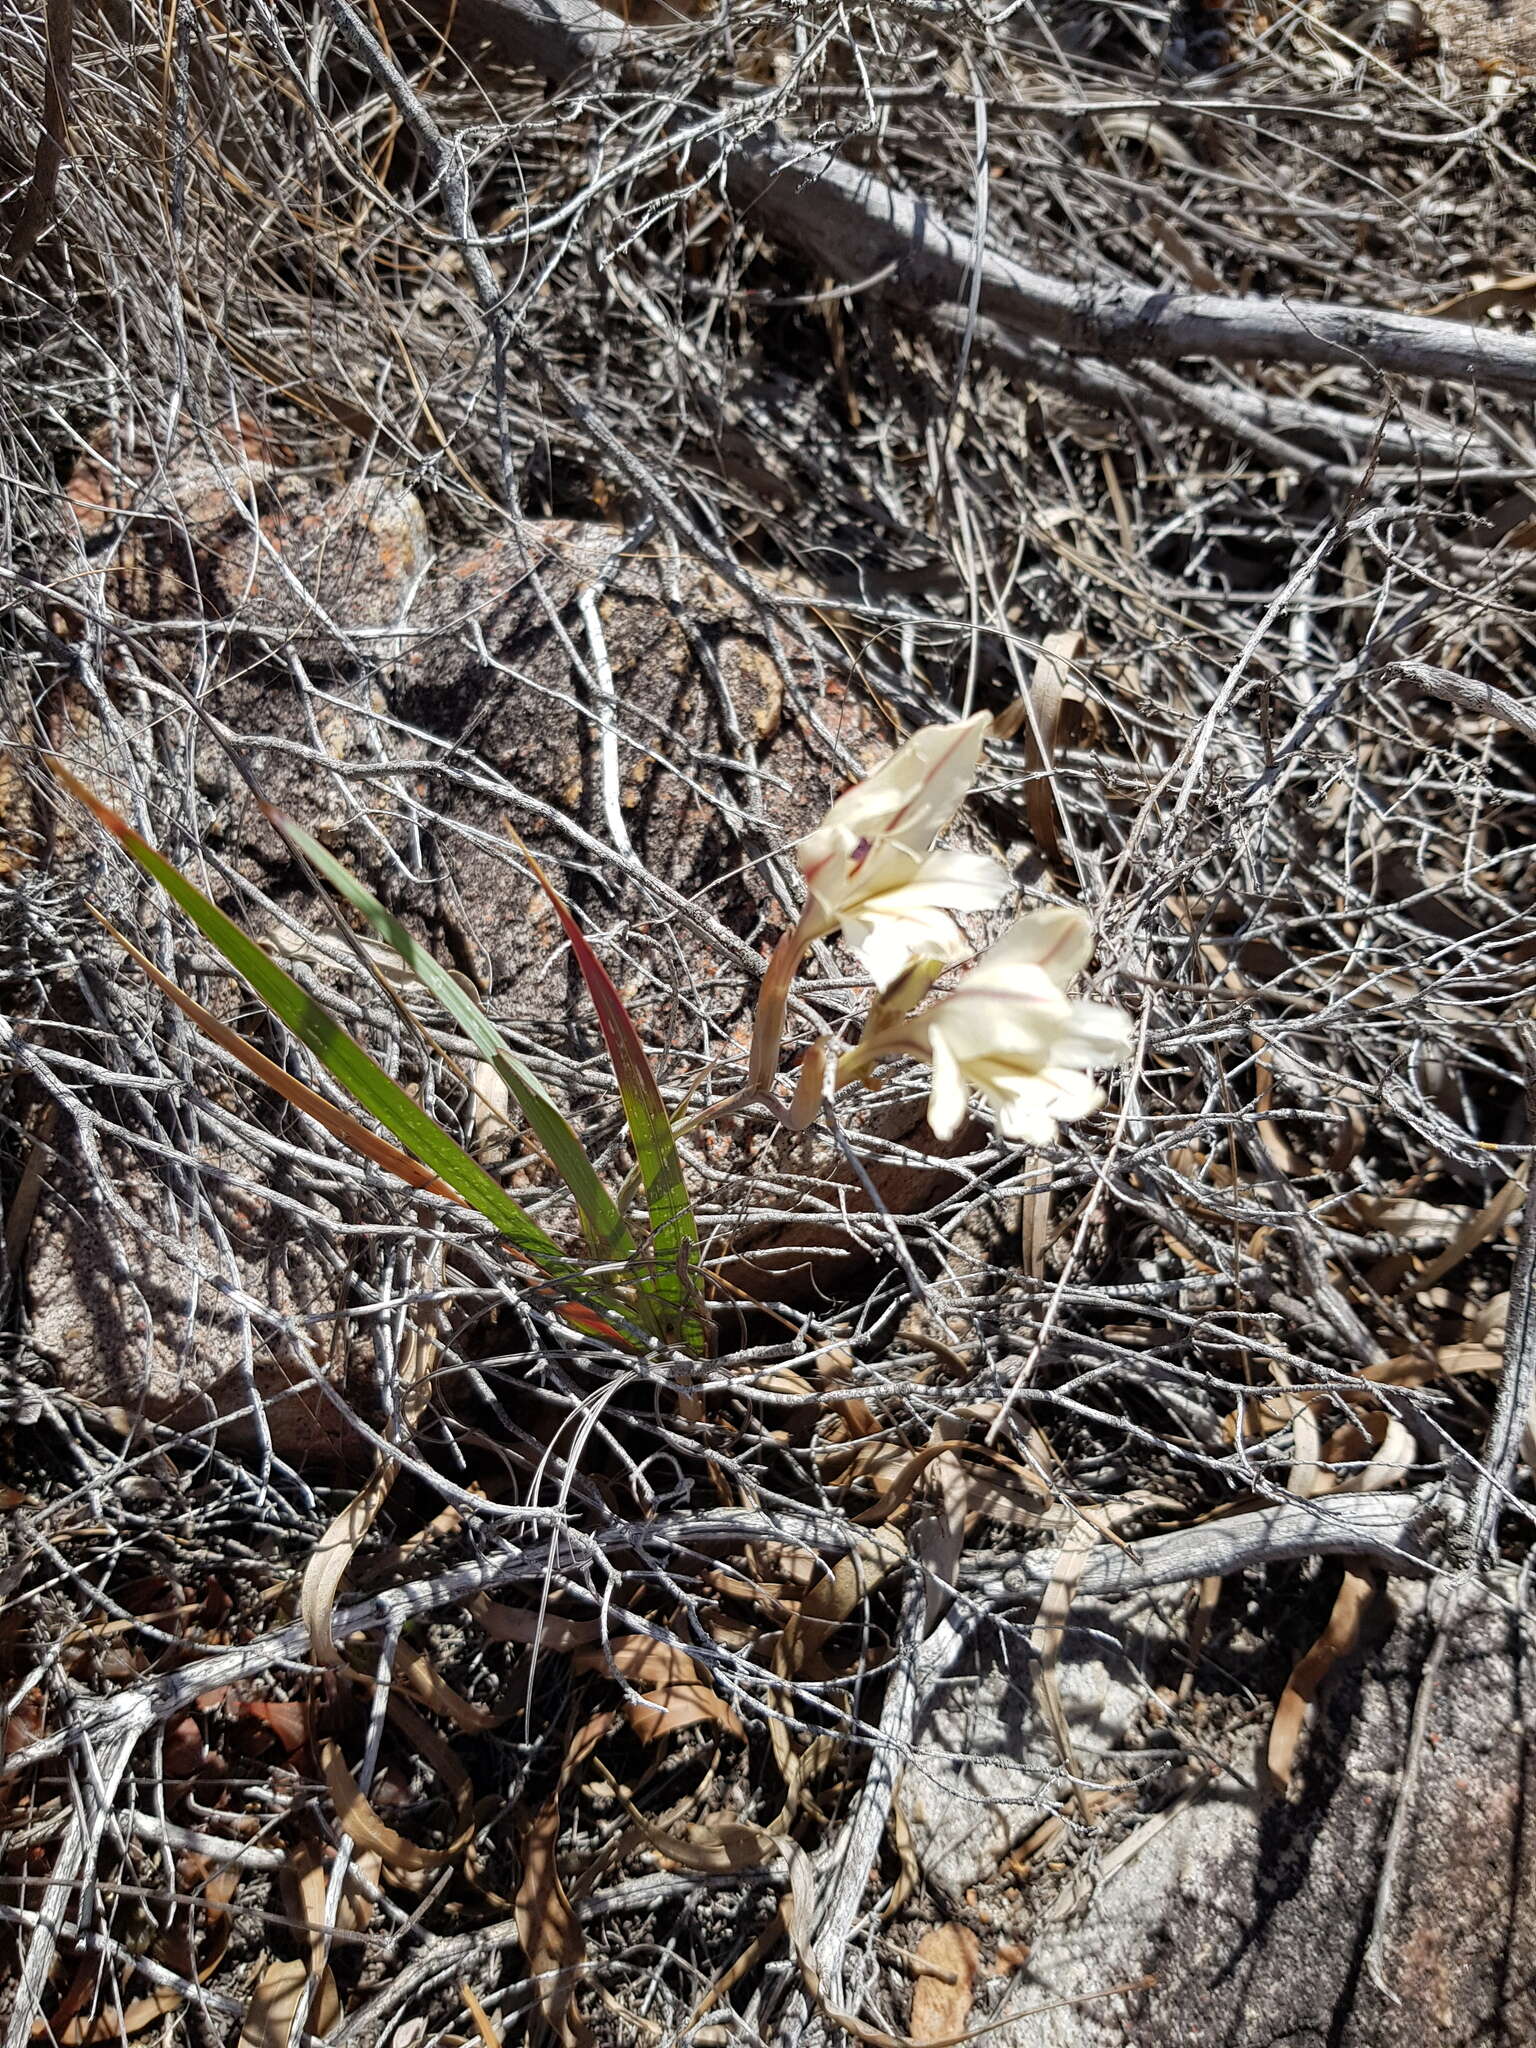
1464;1067;1536;1565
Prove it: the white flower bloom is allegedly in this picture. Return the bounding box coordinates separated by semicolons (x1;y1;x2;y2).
851;906;1134;1146
794;713;1009;990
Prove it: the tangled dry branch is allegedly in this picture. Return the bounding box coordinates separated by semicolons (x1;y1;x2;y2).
4;0;1536;2039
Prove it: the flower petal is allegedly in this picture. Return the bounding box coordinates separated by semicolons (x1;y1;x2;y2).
988;1074;1067;1147
971;907;1094;991
798;828;914;927
986;1067;1105;1145
842;900;971;991
859;849;1010;919
925;1028;971;1141
1052;1000;1136;1070
1035;1066;1109;1124
817;713;991;862
925;977;1071;1068
795;821;853;913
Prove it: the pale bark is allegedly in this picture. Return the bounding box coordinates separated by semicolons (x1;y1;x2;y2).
462;0;1536;401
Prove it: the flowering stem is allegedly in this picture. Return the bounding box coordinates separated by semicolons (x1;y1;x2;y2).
669;1086;757;1141
747;925;810;1092
832;1040;907;1095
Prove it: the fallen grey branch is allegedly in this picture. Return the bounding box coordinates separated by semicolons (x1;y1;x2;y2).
1382;658;1536;746
715;137;1536;400
0;1900;248;2029
979;1489;1439;1606
1;1710;149;2048
940;315;1511;475
0;1505;876;1782
458;0;631;74
0;1494;1439;1789
125;1809;291;1872
334;1884;780;2048
807;1579;948;2012
462;0;1536;401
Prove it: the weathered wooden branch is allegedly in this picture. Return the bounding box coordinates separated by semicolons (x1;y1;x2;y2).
949;314;1507;474
459;0;1536;402
4;0;75;276
0;1490;1439;1791
1385;657;1536;745
980;1489;1438;1605
716;137;1536;399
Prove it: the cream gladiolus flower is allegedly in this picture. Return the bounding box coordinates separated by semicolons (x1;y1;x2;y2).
845;906;1134;1146
794;712;1009;990
746;712;1008;1091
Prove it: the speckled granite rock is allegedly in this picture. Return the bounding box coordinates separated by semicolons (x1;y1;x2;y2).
1422;0;1535;76
970;1576;1536;2047
902;1597;1155;1899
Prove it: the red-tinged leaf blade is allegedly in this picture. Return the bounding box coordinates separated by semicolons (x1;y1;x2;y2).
265;809;635;1269
53;764;634;1343
520;848;703;1353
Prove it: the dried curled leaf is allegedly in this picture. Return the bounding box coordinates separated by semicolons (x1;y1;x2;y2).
468;1593;599;1653
513;1711;612;2048
572;1635;744;1742
302;1465;398;1672
991;630;1086;865
1267;1565;1379;1793
240;1960;342;2048
394;1642;505;1733
302;1257;439;1669
321;1696;474;1885
1424;272;1536;321
515;1797;591;2047
57;1991;186;2044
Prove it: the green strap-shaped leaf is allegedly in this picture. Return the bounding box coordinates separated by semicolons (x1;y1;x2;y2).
269;810;635;1270
101;914;466;1204
54;765;633;1343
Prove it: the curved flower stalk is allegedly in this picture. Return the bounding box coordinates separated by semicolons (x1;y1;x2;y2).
748;713;1008;1088
838;906;1134;1147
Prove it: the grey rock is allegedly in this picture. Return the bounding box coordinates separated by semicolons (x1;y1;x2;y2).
903;1598;1162;1897
974;1575;1536;2047
24;1142;363;1465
